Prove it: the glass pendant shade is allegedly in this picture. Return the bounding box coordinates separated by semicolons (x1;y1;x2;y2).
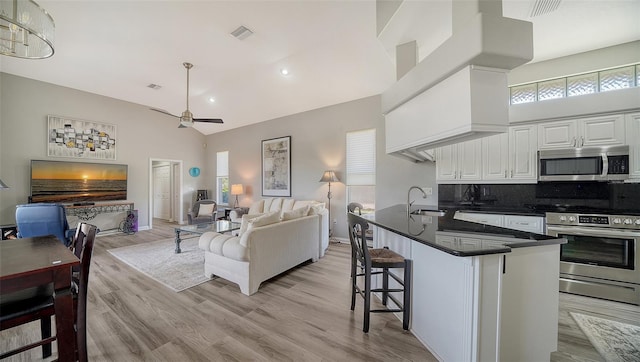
0;0;55;59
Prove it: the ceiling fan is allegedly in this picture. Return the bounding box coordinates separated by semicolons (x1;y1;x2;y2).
150;62;223;128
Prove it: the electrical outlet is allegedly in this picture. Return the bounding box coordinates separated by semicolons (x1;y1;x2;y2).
423;187;433;196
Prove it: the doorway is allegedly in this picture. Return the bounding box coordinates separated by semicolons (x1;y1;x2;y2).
149;159;183;229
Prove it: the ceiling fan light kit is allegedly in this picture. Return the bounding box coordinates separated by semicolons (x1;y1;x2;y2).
150;62;224;128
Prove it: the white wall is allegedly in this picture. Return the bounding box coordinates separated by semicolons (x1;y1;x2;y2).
0;73;208;228
205;95;436;239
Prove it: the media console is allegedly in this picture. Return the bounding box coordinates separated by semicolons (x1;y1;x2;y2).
64;202;135;234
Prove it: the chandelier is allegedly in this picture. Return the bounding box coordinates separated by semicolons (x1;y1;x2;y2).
0;0;55;59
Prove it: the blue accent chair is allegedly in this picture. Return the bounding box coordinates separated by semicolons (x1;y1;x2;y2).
15;203;74;246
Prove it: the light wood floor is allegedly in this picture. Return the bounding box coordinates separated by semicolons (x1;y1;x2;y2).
1;219;639;361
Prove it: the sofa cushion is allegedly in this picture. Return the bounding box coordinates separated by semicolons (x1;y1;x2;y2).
292;200;313;209
262;198;274;212
238;213;264;237
198;203;215;216
282;198;296;212
282;205;310;221
268;198;283;212
248;200;264;214
199;232;248;261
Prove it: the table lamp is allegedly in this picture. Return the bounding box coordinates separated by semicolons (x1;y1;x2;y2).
231;184;244;208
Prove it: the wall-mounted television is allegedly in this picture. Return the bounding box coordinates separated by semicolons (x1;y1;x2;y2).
30;160;127;203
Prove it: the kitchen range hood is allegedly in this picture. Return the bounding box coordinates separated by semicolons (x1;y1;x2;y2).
383;5;534;162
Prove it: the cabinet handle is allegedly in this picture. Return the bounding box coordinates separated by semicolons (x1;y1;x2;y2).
504;170;507;178
580;137;584;147
572;137;576;147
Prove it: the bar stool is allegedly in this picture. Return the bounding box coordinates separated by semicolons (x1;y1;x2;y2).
347;213;412;333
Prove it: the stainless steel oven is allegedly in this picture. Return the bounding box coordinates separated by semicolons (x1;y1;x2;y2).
538;145;629;182
546;212;640;305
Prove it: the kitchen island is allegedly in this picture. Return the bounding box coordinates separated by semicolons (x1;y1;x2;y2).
355;205;566;362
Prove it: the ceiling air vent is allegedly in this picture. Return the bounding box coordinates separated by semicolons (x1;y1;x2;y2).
529;0;562;17
147;84;162;90
231;25;254;40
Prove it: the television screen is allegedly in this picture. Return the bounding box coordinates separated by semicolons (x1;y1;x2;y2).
31;160;127;203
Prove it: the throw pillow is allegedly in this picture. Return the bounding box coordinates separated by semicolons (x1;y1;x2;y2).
308;202;325;216
198;203;215;216
282;205;310;221
282;198;296;212
238;213;264;237
269;198;283;212
248;200;264;214
248;211;281;228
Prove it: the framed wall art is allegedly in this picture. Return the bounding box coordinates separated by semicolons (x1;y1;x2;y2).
262;136;291;197
47;115;117;160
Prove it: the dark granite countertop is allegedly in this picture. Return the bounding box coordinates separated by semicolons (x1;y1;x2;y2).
356;204;566;257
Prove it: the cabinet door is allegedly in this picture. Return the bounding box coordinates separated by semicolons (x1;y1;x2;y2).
509;125;538;181
503;215;544;234
456;212;504;227
458;139;482;181
580;114;626;147
626;112;640;179
436;145;457;181
482;133;508;180
538;120;577;149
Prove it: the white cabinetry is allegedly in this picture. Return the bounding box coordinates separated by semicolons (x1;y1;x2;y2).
435;139;482;182
538;114;625;150
626;112;640;180
482;124;537;183
455;212;545;234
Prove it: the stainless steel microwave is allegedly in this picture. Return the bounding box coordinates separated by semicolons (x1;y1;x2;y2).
538;145;630;182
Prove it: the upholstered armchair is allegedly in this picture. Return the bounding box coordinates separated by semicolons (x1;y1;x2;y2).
187;200;218;225
15;203;74;246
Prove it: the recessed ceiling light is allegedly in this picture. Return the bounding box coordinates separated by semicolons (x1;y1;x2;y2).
208;97;216;103
280;68;289;76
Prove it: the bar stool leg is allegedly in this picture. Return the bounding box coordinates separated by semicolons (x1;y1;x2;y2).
382;267;389;306
350;250;357;311
364;265;371;333
403;259;412;330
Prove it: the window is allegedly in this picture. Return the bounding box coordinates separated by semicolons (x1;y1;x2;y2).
216;151;229;205
346;129;375;213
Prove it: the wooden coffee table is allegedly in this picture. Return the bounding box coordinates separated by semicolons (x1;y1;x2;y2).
174;220;240;253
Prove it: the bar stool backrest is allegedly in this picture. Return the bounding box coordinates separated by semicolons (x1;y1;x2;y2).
348;212;371;267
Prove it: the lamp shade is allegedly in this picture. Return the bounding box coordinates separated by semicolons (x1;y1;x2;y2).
230;184;244;195
0;179;8;189
319;171;339;183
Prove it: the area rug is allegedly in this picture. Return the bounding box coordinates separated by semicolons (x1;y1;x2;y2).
108;237;210;292
571;312;640;362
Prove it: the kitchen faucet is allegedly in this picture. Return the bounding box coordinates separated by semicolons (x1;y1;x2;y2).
407;186;428;217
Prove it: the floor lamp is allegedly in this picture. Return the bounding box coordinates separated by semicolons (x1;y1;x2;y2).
319;171;339;237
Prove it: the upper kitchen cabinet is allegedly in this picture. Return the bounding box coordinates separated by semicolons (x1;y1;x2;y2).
538;114;625;150
482;125;537;183
626;112;640;179
436;139;482;183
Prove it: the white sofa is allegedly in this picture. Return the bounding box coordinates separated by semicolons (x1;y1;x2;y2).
229;197;329;258
198;209;320;295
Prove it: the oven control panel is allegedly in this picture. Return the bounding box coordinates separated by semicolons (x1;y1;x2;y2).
546;212;640;230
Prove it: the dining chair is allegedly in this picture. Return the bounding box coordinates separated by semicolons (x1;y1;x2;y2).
0;222;97;361
15;203;74;246
348;213;412;333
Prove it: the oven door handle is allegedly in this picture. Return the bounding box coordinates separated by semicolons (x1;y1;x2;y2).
547;225;640;238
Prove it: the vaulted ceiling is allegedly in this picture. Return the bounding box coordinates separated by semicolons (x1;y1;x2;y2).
2;0;638;135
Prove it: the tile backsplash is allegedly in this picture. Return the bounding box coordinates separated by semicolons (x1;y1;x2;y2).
439;182;640;212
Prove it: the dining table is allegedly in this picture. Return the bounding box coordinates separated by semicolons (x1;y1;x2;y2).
0;235;80;361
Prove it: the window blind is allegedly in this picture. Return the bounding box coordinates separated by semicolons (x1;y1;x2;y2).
216;151;229;176
346;129;376;185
